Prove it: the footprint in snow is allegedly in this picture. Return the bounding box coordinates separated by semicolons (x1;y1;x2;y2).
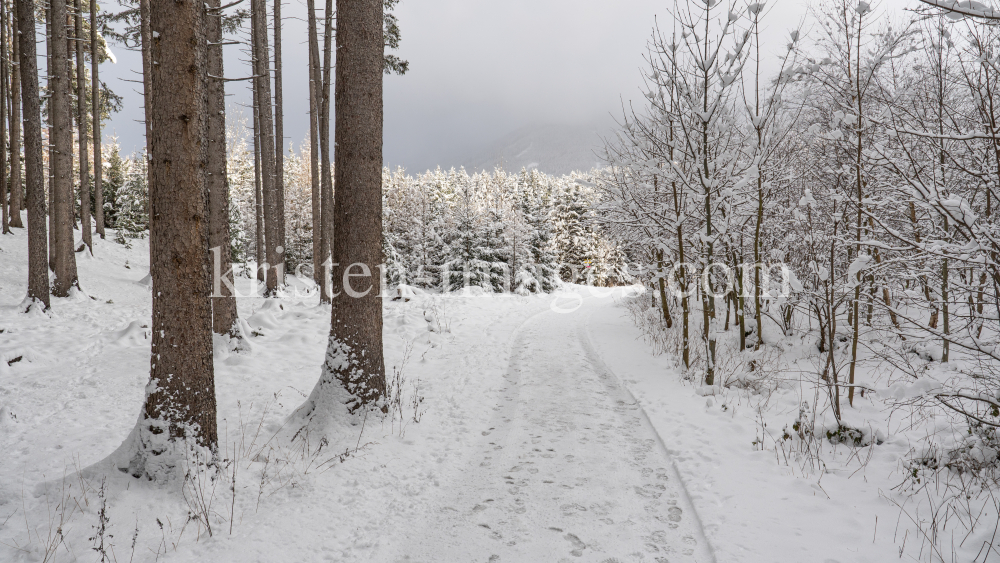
588;502;612;516
668;506;683;522
563;533;586;557
647;530;669;545
634;484;663;499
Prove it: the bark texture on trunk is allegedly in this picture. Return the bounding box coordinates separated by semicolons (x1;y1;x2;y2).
17;0;48;309
206;0;238;336
140;0;152;206
91;0;103;237
47;3;55;270
251;0;279;295
328;0;385;410
66;10;73;227
307;0;320;287
251;3;264;283
76;0;91;253
318;0;333;303
8;5;22;229
43;3;56;272
141;0;217;466
51;0;79;296
273;0;285;275
1;0;9;236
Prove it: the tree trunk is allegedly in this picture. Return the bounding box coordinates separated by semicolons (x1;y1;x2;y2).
206;0;238;336
9;6;22;230
254;120;264;280
251;0;279;295
700;10;715;387
135;0;217;472
723;287;731;331
735;259;746;350
318;0;333;303
976;271;987;338
847;13;865;409
679;233;689;370
251;4;264;283
754;173;764;353
0;0;8;236
307;0;321;287
51;0;79;296
942;256;950;362
8;3;24;229
273;0;285;275
656;249;672;329
75;0;91;253
46;1;55;270
139;0;152;218
4;4;12;231
667;93;688;370
828;239;841;420
17;0;48;309
66;8;74;229
91;0;103;237
328;0;386;410
299;0;385;423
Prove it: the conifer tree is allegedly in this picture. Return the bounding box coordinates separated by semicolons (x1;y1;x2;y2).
414;183;448;289
50;0;79;296
478;208;510;292
297;0;386;422
446;187;484;291
91;0;104;238
520;183;559;293
114;0;217;478
551;182;598;283
75;0;92;254
113;150;148;245
101;140;128;228
8;4;23;230
207;0;239;336
17;0;48;310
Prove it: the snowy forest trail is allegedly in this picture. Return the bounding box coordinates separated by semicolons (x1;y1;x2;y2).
390;296;713;563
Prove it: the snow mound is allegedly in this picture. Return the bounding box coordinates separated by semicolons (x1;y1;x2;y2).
247;299;285;331
102;320;151;347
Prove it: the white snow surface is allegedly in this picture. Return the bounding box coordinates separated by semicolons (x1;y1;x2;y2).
1;214;997;562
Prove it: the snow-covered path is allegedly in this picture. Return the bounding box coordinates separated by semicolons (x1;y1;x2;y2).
392;298;713;563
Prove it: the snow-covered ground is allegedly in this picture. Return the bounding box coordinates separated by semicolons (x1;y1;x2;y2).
1;215;997;562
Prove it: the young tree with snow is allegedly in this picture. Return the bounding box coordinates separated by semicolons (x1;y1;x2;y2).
644;0;753;385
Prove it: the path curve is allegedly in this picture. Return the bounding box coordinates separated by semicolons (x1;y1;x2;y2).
392;296;713;563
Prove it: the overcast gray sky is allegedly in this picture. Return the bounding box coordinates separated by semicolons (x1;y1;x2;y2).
98;0;910;174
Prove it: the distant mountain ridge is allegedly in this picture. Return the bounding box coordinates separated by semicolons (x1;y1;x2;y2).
459;123;609;176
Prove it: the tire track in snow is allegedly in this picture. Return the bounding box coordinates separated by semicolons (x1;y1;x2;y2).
579;304;716;563
391;295;713;563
